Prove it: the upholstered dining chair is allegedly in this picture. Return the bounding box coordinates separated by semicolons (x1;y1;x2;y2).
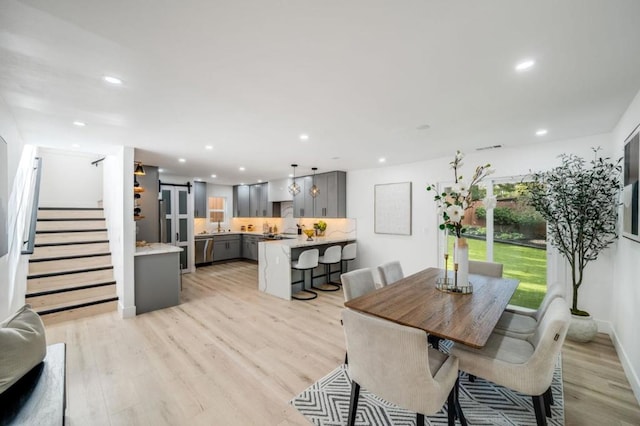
342;309;466;426
451;297;570;426
377;260;404;286
341;268;377;302
494;282;566;338
468;260;503;278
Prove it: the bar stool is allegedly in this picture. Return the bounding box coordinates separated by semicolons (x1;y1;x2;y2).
315;245;342;292
291;249;319;300
340;243;357;275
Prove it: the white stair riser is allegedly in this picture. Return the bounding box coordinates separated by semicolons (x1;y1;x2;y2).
36;220;106;231
38;210;104;219
35;231;109;245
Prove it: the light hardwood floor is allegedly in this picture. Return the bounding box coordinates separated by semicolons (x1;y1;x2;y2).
45;261;640;425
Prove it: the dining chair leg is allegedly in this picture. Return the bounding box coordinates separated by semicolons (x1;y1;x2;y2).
543;385;554;406
447;388;456;426
344;351;348;365
468;374;476;382
416;412;425;426
454;377;467;426
347;381;360;426
532;394;547;426
542;387;552;417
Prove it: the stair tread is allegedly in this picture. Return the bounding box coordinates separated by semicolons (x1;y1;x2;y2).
27;280;116;296
34;294;118;314
28;265;113;279
29;252;111;262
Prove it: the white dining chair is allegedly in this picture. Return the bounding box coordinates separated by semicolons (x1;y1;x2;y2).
378;260;404;286
451;298;570;426
341;268;377;302
494;282;566;338
342;308;466;426
468;260;503;278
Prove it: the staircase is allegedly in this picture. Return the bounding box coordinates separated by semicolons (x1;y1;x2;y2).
26;207;118;325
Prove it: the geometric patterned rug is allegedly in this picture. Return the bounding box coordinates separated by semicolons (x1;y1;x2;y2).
291;352;564;425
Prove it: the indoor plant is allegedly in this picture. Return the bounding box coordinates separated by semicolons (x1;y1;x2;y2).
527;148;622;341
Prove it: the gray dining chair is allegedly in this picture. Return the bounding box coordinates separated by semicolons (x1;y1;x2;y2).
377;260;404;286
451;297;570;426
342;308;466;426
468;260;503;278
494;282;566;338
341;268;377;302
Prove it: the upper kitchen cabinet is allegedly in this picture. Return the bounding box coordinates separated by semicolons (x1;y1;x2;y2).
233;185;250;217
314;171;346;218
234;183;272;217
293;175;314;218
293;171;346;218
194;181;207;218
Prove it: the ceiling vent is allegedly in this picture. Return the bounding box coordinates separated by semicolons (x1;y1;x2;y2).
476;144;503;151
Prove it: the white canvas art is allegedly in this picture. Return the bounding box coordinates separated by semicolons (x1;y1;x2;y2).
374;182;412;235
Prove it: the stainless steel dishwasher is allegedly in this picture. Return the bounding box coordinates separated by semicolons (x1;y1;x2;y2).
195;236;214;266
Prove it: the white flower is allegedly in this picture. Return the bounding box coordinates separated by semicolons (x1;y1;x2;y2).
458;182;468;192
446;205;464;223
483;195;497;210
451;183;462;193
460;190;469;198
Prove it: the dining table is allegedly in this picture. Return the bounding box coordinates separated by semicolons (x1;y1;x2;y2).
344;267;519;349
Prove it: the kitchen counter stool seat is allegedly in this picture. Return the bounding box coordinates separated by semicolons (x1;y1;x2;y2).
315;245;342;292
340;243;357;275
291;249;319;300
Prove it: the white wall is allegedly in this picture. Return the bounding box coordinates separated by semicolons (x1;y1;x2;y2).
38;148;104;208
103;147;136;318
611;88;640;402
0;95;28;319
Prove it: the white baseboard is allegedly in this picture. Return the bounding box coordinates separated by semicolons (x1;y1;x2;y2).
610;326;640;406
118;303;136;319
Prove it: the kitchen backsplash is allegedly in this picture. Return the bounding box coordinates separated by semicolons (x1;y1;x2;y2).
195;201;356;239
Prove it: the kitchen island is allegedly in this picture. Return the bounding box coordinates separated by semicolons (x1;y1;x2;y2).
134;243;183;314
258;235;356;300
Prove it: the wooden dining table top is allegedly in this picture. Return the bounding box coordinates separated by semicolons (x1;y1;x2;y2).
344;267;519;349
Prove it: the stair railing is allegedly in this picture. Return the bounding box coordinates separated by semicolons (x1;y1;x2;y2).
21;156;42;255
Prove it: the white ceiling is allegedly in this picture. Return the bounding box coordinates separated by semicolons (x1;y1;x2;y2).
1;0;640;185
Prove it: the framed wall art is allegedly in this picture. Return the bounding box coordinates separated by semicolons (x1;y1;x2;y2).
623;122;640;243
374;182;412;235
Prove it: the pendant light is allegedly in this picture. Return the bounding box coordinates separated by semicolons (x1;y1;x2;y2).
288;164;301;196
134;162;146;176
309;167;320;198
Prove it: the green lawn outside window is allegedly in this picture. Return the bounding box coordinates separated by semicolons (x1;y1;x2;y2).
448;236;547;309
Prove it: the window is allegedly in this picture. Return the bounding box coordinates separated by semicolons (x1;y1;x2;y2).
441;177;548;309
208;197;226;224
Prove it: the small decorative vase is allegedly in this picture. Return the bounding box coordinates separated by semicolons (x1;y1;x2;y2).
567;314;597;343
454;237;469;287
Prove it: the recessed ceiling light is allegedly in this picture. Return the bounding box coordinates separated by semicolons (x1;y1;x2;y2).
211;174;217;178
239;166;245;171
536;129;548;136
299;134;309;141
73;121;86;127
379;157;386;163
288;173;294;178
205;145;213;150
240;182;245;185
257;179;263;183
178;158;186;163
158;169;164;173
103;75;123;85
515;59;535;72
72;144;80;148
194;178;201;181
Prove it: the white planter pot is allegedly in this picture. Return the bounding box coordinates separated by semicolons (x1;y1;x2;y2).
566;314;597;343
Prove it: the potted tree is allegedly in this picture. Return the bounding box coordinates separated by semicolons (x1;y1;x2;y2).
527;148;622;342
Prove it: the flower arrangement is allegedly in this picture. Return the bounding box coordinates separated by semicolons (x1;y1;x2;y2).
426;151;494;237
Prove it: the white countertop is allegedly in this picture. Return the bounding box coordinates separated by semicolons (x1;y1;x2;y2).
135;243;184;256
260;235;355;248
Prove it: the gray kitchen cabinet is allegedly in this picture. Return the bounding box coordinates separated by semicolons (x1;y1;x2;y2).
233;185;250;217
313;171;347;218
293;172;346;218
249;183;272;217
242;235;260;261
212;234;241;261
293;176;314;218
194;181;207;218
